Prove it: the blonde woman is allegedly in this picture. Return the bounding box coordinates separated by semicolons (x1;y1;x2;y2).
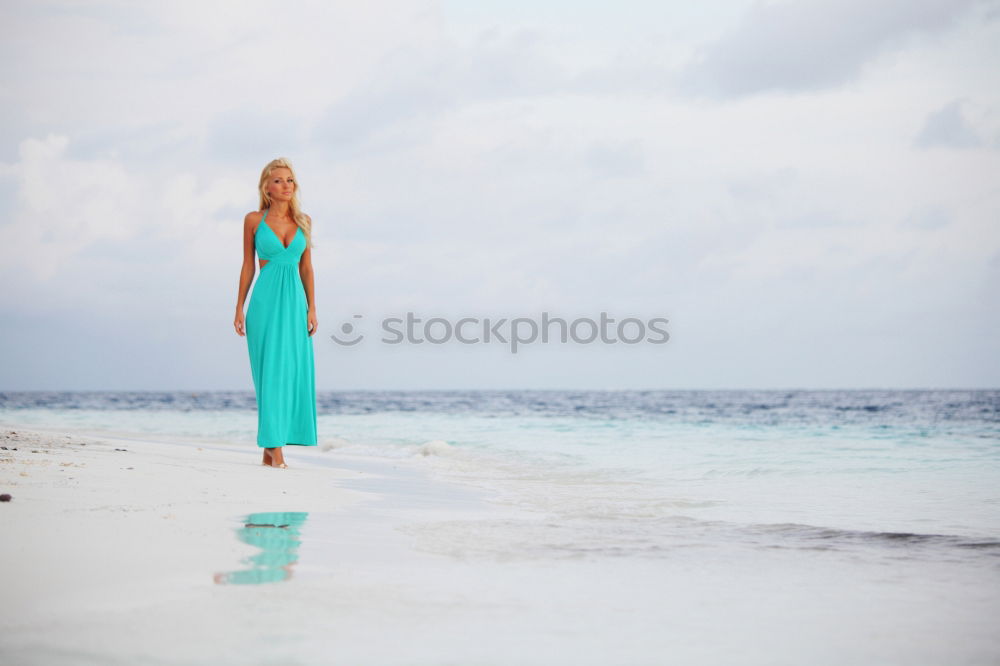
233;158;318;468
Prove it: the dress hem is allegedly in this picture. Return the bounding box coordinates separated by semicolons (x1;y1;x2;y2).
256;442;318;448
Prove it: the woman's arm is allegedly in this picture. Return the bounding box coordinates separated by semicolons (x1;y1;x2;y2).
233;212;258;336
300;215;317;336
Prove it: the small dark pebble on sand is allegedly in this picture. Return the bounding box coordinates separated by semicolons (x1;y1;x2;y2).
0;494;12;502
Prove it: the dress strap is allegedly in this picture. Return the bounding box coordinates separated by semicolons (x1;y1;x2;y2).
261;208;268;221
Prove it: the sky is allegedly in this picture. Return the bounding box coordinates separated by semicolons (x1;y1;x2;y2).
0;0;998;391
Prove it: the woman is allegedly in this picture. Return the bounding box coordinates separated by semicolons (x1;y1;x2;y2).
233;158;318;468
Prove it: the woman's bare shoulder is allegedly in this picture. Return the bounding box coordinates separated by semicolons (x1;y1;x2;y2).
245;210;264;229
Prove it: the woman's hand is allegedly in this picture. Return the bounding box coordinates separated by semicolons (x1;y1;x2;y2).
234;310;246;337
307;308;318;336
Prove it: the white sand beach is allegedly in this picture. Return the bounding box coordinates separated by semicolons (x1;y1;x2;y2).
2;423;998;666
0;427;374;662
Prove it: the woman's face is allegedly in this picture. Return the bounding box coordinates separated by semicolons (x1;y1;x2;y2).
265;167;295;203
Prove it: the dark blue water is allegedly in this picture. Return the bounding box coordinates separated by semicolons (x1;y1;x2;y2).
1;388;996;428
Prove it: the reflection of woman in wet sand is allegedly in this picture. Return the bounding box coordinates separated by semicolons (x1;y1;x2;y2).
213;511;309;585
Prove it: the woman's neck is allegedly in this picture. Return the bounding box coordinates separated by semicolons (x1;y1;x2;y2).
268;202;291;218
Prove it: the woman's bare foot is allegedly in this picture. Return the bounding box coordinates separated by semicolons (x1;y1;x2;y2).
262;446;287;468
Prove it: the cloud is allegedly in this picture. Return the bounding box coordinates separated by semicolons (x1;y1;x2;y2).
310;24;567;156
585;139;646;178
679;0;981;98
205;108;310;165
0;132;247;317
914;98;985;148
901;204;950;229
0;133;142;282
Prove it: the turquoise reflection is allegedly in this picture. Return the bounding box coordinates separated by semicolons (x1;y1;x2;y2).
214;511;309;585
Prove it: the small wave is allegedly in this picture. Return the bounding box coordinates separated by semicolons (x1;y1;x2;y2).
416;439;454;457
319;436;352;452
750;522;1000;552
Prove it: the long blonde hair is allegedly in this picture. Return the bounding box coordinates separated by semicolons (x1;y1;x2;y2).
257;157;313;248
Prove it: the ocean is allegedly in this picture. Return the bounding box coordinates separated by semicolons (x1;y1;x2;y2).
2;389;998;663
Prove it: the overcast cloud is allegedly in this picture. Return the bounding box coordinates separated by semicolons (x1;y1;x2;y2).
680;0;983;97
1;0;998;390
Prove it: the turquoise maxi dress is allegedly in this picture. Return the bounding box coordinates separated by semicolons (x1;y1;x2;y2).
245;208;317;448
